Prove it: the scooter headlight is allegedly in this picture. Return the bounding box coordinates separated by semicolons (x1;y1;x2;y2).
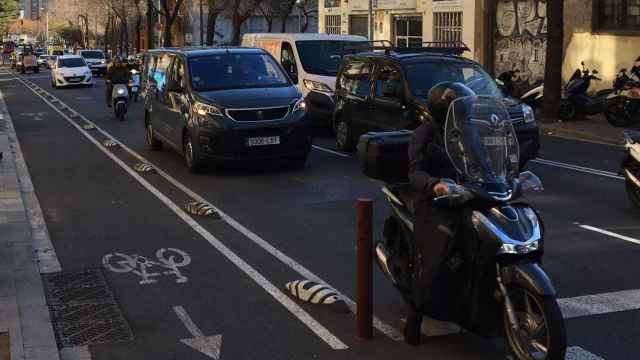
522;104;535;124
117;88;126;95
500;240;540;255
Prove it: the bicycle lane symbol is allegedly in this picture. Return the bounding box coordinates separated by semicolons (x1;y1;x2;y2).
102;248;191;285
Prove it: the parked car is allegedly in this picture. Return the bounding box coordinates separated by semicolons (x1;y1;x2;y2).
333;45;539;167
242;33;369;127
142;48;311;173
51;55;93;88
78;49;107;76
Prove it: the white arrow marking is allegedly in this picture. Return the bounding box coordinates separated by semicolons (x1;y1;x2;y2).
174;305;222;359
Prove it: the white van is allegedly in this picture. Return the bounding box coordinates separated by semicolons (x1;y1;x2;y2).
242;33;368;126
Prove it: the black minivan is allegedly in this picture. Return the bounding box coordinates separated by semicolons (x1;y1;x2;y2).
142;48;311;172
333;48;539;167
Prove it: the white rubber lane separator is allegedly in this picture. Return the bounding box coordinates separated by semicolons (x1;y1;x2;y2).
565;346;605;360
11;75;403;341
578;224;640;246
531;158;624;180
312;145;350;158
559;288;640;319
14;74;348;350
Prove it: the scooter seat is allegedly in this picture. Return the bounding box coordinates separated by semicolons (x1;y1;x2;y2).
388;183;420;214
597;89;614;97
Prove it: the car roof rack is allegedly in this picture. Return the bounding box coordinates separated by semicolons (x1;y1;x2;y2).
343;40;470;56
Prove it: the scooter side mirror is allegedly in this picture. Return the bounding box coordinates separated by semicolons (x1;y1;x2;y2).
581;61;585;66
636;56;640;62
518;171;544;193
592;69;599;74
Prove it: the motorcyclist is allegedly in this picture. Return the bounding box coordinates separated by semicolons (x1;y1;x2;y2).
405;82;475;345
105;56;130;107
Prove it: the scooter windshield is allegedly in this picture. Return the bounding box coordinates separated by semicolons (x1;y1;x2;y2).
444;96;520;187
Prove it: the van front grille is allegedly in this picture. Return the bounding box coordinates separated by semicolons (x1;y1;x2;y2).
226;106;290;122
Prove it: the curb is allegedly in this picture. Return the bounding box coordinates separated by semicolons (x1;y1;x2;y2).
0;80;61;360
539;122;624;147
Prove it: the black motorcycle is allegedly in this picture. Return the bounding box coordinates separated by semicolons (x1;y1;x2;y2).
358;96;566;359
605;57;640;127
559;62;613;121
497;69;544;110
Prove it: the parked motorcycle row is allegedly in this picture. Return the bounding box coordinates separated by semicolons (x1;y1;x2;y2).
498;56;640;127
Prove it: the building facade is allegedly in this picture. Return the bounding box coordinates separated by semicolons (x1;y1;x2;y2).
318;0;491;63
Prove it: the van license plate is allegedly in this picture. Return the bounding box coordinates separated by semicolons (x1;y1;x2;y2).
246;136;280;147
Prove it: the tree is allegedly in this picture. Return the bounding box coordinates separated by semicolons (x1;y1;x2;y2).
0;0;18;34
206;0;226;45
227;0;263;44
541;0;564;121
277;0;295;32
257;0;279;32
150;0;186;47
132;0;144;52
297;0;317;33
8;19;41;36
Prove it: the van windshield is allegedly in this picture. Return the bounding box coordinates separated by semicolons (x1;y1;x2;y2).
81;51;104;59
189;53;290;91
295;40;369;76
403;61;502;98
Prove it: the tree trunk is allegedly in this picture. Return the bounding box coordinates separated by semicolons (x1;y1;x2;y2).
147;0;155;49
301;12;309;32
280;16;287;32
136;15;142;52
541;0;564;121
231;12;242;45
104;15;111;53
206;11;217;45
266;18;272;32
163;18;174;47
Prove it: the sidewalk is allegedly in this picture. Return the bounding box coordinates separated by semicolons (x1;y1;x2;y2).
539;113;629;146
0;82;60;359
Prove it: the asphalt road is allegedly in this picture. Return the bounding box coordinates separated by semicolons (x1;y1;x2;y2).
2;68;639;360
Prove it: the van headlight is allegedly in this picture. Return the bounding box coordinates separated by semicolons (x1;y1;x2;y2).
292;97;307;114
522;104;535;124
192;102;223;117
303;79;332;93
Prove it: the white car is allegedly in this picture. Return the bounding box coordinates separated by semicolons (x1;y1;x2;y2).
37;55;49;68
51;55;93;88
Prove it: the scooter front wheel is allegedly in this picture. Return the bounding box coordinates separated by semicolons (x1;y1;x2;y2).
558;101;576;121
605;101;636;127
504;286;567;360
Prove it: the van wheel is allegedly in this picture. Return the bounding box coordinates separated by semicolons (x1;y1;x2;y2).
145;120;162;151
335;118;356;152
184;132;204;174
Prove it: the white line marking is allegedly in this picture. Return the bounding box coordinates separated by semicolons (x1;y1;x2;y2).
174;305;205;337
578;224;640;246
565;346;605;360
15;74;348;350
312;145;350;158
174;306;223;359
15;73;402;341
531;158;624;180
560;288;640;319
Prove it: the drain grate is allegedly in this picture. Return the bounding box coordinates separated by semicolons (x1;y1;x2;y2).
42;268;134;348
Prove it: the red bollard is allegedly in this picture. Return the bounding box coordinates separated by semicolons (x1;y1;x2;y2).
356;198;373;340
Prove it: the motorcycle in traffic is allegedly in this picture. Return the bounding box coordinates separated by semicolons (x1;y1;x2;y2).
358;96;567;359
605;57;640;127
109;81;129;121
129;69;141;102
622;130;640;208
559;62;613;121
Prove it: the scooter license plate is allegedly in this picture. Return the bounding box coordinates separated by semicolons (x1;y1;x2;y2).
131;86;138;92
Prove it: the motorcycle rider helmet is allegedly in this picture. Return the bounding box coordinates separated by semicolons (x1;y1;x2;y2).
113;56;123;66
427;82;475;126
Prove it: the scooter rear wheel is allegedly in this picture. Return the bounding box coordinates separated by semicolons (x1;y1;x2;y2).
605;101;636;127
504;286;567;360
558;101;576;121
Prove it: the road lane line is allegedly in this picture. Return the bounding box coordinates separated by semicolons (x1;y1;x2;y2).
14;74;349;350
312;145;350;158
11;74;403;341
174;306;204;337
531;158;624;180
565;346;605;360
578;224;640;246
560;288;640;319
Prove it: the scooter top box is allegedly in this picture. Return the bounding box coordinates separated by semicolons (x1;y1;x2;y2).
357;130;412;183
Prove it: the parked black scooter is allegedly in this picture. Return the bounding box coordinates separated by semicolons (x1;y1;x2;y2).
605;60;640;127
559;62;613;121
358;96;567;360
497;69;544;109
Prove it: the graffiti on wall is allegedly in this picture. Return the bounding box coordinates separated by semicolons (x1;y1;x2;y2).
494;0;547;88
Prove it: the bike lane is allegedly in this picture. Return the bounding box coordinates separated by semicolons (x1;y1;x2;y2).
0;71;361;360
